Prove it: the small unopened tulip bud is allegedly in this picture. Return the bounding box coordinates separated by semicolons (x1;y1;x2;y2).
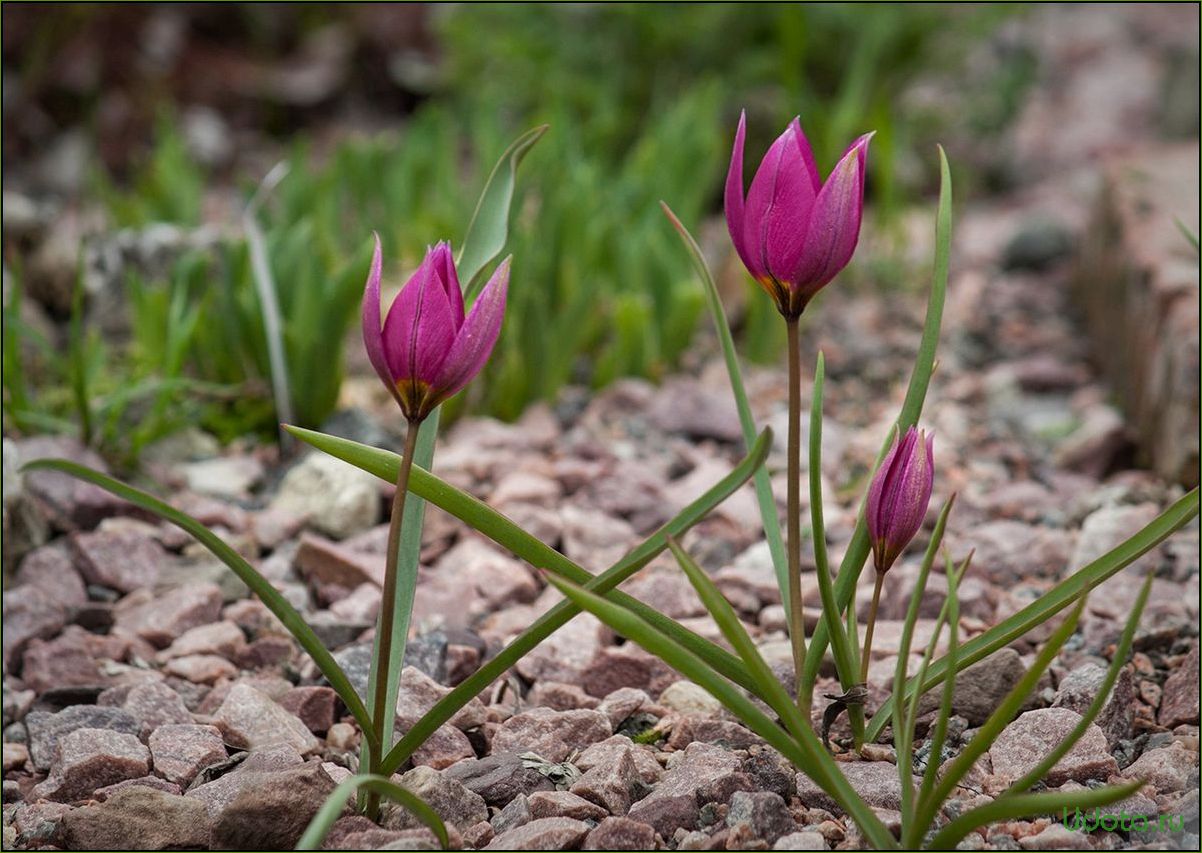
866;427;935;574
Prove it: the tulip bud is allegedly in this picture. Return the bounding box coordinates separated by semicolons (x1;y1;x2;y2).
362;235;509;422
866;427;934;573
725;111;872;318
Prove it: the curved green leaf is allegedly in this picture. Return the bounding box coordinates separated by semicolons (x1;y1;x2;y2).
297;774;449;851
804;145;953;688
660;201;789;612
457;124;549;296
867;488;1199;742
19;458;378;754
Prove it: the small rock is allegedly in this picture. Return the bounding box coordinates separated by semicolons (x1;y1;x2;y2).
121;681;194;738
211;683;319;755
990;708;1118;785
596;688;649;729
773;830;828;850
181;456;263;498
272;452;380;539
93;775;182;800
32;727;150;802
796;762;900;812
727;790;796;844
584;816;657;850
528;789;609;821
390;765;488;830
659;680;722;717
3;742;29;771
627;741;740;836
491;707;612;763
112;583;224;648
164;654;239;684
148;724;226;786
408;723;475;770
646;380;742;442
210;762;338;850
527;681;600;712
491;793;532;835
1121;741;1199;793
919;648;1028;726
1052;662;1134;746
59;787;212;850
2;584;69;668
278;686;338;735
575;736;662;784
18;436;128;530
1018;823;1091;850
26;704;140;771
1160;643;1200;728
184;744;305;815
157;620;247;661
570;747;647;815
445;754;555;807
513;614;604;685
327;722;359;752
484;816;591;851
1000;217;1074;271
395;666;486;732
295;532;384;588
20;629;105;694
70;528;167;594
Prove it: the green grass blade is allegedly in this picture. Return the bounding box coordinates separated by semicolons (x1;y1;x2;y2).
803;146;953;688
457;124;549;296
363;411;438;774
297;774;449;851
1000;570;1153;800
925;780;1144;851
666;537;812;745
286;424;761;692
68;273;92;446
866;488;1199;741
913;600;1086;836
545;573;897;851
1174;215;1199;254
912;552;966;846
661;201;789;612
806;352;859;713
362;428;775;775
891;497;955;830
19;459;378;753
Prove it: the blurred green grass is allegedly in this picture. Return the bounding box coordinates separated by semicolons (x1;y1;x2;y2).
4;3;1031;460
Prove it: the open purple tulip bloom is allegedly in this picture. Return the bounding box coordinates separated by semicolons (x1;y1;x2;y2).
362;235;509;422
725;111;872;317
866;426;935;573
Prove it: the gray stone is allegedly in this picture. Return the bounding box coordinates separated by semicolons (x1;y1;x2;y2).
1121;742;1199;793
2;585;68;668
112;583;224;648
272;452;380;539
19;629;105;693
527;789;609;822
491;707;612;763
570;747;647;816
727;790;796;844
659;680;722;717
59;787;213;850
122;681;194;739
583;816;657;850
989;708;1118;785
148;724;226;786
445;754;555;807
627;742;740;836
210;762;338;850
484;817;591;851
389;766;488;830
1052;661;1134;746
919;648;1028;726
774;830;829;850
1160;643;1200;728
26;705;140;771
70;528;168;593
211;683;320;755
395;665;486;732
491;793;532;835
32;727;151;802
796;762;901;812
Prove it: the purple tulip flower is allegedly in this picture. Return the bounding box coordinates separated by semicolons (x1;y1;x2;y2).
866;427;935;573
725;111;872;317
362;235;509;422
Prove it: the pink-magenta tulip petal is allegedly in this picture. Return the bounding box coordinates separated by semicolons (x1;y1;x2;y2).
790;132;872;291
381;250;455;385
866;426;934;573
430;256;510;402
429;241;465;332
724;111;755;278
742;125;796;279
362;234;403;405
763;119;823;283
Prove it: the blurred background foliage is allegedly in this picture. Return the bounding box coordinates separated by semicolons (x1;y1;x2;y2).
2;2;1033;464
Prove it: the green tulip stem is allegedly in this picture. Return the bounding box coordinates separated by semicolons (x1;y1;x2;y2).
860;571;885;684
367;419;421;817
785;317;808;707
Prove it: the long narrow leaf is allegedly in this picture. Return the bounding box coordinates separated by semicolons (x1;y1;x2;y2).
457;125;549;295
297;774;449;851
545;573;897;851
804;146;953;688
363;429;775;775
660;202;789;610
912;552;966;846
806;352;859;710
926;780;1144;851
1000;571;1153;799
287;424;761;692
19;459;378;753
866;488;1199;741
913;600;1087;835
